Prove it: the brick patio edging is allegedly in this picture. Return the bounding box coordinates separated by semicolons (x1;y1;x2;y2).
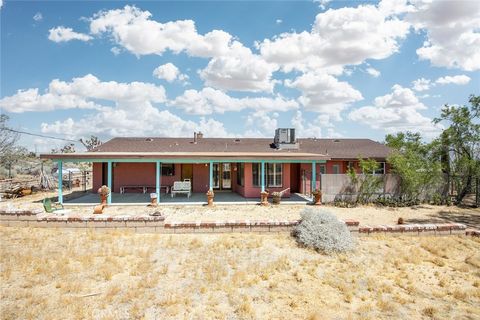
359;223;468;236
0;209;476;236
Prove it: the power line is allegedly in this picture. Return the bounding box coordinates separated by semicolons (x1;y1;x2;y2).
2;127;79;143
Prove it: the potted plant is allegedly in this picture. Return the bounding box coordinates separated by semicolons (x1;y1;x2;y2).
272;191;282;205
206;189;214;206
97;185;110;205
149;193;158;206
312;189;322;205
260;190;269;206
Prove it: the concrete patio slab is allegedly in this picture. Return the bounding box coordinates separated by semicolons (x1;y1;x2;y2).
64;192;311;206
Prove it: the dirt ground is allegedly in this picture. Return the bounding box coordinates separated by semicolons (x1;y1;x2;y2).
1;190;479;228
1;227;479;319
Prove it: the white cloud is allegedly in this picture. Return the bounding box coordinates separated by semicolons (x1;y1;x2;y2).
54;5;274;93
349;84;442;137
366;67;381;78
0;88;99;113
48;26;92;42
285;72;363;120
259;0;411;73
153;63;188;83
110;47;121;55
408;0;480;71
89;5;233;58
41;110;231;139
244;111;279;137
0;74;166;113
313;0;331;11
412;78;431;92
0;0;3;9
412;74;471;92
435;75;471;85
291;111;322;138
169;87;298;115
199;42;278;92
33;12;43;22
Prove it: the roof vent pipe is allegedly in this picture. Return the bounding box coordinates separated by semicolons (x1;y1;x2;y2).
193;132;197;144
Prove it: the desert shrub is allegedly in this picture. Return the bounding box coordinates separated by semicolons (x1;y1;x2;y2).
293;208;355;254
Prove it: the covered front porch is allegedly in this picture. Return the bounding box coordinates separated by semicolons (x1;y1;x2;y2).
49;154;328;206
64;191;311;205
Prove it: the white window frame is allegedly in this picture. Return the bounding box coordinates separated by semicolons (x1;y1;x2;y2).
267;163;282;187
252;163;283;187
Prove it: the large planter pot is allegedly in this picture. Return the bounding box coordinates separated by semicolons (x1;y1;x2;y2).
206;190;215;206
312;191;322;205
100;195;108;205
150;193;158;207
98;185;111;206
272;195;281;205
260;191;269;206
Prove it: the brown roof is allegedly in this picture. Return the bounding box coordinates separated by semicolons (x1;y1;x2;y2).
41;137;390;160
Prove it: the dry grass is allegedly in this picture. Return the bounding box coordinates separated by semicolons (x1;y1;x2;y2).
1;226;480;319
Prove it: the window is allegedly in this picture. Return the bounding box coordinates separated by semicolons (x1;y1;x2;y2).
332;164;340;174
319;165;326;174
267;163;282;187
237;163;244;186
161;163;175;176
374;162;385;175
347;161;354;170
252;163;283;187
252;163;261;187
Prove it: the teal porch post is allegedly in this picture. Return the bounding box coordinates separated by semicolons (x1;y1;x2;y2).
261;161;265;192
156;161;161;202
311;161;316;194
107;161;112;204
209;161;213;190
58;160;63;204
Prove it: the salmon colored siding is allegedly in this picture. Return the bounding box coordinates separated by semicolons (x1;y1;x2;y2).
92;162;103;192
91;160;389;196
192;164;209;193
239;163;291;198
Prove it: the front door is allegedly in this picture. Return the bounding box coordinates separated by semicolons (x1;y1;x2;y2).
213;163;231;190
181;164;193;182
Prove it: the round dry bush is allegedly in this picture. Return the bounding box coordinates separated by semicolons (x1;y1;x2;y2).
293;208;355;254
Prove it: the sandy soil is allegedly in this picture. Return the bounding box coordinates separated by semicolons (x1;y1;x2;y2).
1;227;479;319
2;190;479;227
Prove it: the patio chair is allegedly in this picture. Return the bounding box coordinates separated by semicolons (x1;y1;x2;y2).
43;198;70;215
171;181;191;198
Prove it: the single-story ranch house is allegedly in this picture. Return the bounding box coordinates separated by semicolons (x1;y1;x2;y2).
41;128;391;204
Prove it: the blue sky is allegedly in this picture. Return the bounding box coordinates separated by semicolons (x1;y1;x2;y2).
0;0;479;151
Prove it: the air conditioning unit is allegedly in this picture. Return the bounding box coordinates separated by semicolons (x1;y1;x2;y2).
274;128;299;149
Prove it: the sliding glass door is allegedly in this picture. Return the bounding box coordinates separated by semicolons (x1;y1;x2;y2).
212;163;231;190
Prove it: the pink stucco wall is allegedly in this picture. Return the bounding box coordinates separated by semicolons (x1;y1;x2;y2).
91;160;389;196
92;162;182;193
192;164;209;193
238;163;291;198
92;162;103;192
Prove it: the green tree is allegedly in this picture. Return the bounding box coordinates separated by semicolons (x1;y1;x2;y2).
386;132;443;203
433;95;480;203
347;158;383;204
